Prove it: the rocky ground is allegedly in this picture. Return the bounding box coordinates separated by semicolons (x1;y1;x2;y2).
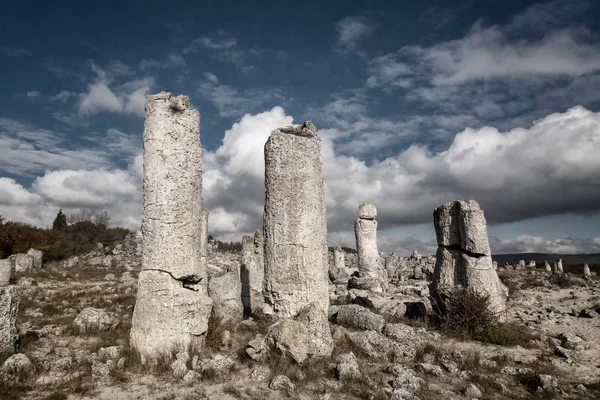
2;237;599;400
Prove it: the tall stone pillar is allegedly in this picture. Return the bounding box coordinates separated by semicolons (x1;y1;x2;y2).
199;209;209;290
241;230;264;315
130;92;212;361
263;121;329;318
0;286;19;362
430;200;507;317
350;203;386;292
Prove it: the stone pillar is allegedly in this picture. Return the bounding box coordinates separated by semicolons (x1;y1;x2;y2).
0;286;19;362
430;200;507;317
351;203;386;292
241;230;264;315
0;260;11;287
329;246;350;284
583;264;591;277
130;92;212;361
553;259;563;275
26;249;43;269
544;261;552;272
200;209;209;290
333;246;345;272
13;254;33;273
263;121;329;318
208;266;243;325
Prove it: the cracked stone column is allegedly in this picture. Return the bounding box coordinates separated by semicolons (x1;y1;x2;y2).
329;246;349;284
430;200;507;317
241;230;264;315
351;203;386;292
199;209;209;290
130;92;212;361
0;286;19;362
263;121;329;318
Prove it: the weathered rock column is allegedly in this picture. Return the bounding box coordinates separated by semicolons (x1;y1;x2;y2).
208;265;243;325
263;121;329;318
0;286;19;362
329;246;350;284
554;258;564;275
199;209;209;290
0;260;12;287
241;230;264;315
130;92;212;361
26;249;43;269
583;264;591;277
544;261;552;272
430;200;507;317
351;203;386;292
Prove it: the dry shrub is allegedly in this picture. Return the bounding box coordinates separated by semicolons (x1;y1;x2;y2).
432;287;536;346
414;342;443;363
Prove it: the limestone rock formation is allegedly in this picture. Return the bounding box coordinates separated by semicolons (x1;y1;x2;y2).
333;304;385;332
208;267;243;325
430;200;507;317
263;121;329;318
0;286;19;362
130;92;212;361
544;261;552;272
13;254;33;273
553;259;564;275
131;270;212;360
583;264;591;277
329;246;350;284
259;302;333;364
72;307;120;334
200;209;209;290
351;203;387;293
241;230;264;315
27;249;43;269
0;260;11;287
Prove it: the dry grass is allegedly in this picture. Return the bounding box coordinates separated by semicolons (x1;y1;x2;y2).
431;287;537;347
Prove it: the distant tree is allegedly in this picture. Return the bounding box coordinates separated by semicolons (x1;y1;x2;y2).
52;209;68;231
66;208;111;227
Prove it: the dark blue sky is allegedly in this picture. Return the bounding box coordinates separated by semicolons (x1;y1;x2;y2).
2;0;600;254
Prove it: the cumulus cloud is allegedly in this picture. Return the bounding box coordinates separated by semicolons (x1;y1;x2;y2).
26;90;40;99
3;105;600;254
491;235;600;254
198;73;287;118
203;105;600;254
77;63;155;116
364;1;600;133
0;167;141;230
0;118;139;177
334;16;376;53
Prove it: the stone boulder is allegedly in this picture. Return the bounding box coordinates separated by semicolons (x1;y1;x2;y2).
13;254;34;273
333;304;385;332
72;307;120;334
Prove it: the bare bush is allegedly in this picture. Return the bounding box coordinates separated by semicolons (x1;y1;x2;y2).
66;209;111;226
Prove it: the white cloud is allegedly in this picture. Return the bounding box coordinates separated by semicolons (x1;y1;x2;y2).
202;105;600;255
198;73;286;118
184;32;237;53
50;90;76;103
26;90;40;99
334;16;376;53
4;105;600;254
77;66;155;117
79;82;124;115
491;235;600;254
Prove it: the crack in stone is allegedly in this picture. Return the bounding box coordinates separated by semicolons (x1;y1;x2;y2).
441;244;488;258
144;268;203;291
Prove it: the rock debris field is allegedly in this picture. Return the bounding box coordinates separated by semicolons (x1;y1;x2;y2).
1;93;599;400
